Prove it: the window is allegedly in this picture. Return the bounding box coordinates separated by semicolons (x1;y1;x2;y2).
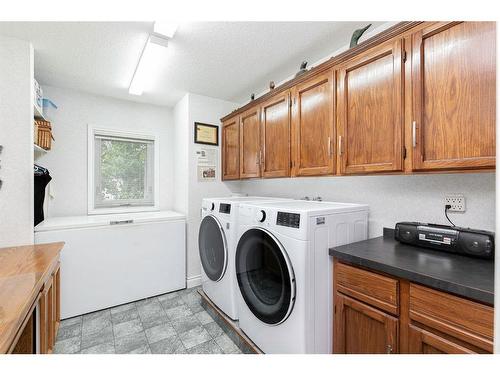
88;127;159;214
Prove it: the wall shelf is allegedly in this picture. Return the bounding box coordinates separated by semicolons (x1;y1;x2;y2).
34;104;46;121
34;143;48;155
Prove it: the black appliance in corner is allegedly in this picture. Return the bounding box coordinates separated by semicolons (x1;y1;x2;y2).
34;164;51;226
395;222;494;260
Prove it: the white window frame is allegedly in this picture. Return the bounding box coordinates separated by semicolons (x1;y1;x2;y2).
88;124;160;215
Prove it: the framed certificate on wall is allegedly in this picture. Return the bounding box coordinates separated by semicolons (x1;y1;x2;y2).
194;122;219;146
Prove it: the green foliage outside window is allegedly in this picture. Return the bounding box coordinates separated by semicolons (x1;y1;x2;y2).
98;139;148;201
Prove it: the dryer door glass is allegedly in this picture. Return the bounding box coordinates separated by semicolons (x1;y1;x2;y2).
236;228;295;325
199;215;227;281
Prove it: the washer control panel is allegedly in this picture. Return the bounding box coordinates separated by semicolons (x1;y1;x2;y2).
219;203;231;214
276;211;300;228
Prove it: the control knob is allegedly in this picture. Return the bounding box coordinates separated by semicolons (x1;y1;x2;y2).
256;210;266;223
210;202;215;211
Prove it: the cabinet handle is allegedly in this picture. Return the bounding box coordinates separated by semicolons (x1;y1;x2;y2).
338;136;343;156
386;344;393;354
110;219;133;225
412;121;417;148
328;137;332;157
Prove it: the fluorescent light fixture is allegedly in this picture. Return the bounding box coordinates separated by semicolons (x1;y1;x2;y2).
129;35;168;96
153;22;178;38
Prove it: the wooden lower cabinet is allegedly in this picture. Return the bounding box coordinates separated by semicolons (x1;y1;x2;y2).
11;299;38;354
335;293;398;354
333;260;494;354
7;264;60;354
408;325;479;354
39;264;61;354
0;242;63;354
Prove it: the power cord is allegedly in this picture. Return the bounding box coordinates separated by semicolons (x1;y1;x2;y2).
444;204;456;227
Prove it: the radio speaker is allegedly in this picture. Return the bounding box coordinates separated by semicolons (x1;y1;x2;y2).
395;223;417;243
458;231;494;258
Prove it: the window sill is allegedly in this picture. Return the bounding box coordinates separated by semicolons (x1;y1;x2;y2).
88;205;160;216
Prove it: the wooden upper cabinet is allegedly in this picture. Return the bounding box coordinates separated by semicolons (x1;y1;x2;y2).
260;91;291;178
239;106;261;178
334;293;398;354
222;115;240;180
221;21;496;179
291;69;335;176
411;22;496;171
337;39;404;174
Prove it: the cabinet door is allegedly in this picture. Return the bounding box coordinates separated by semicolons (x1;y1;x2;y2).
11;297;38;354
337;39;404;174
46;276;55;352
291;70;335;176
260;91;291;178
240;107;261;178
54;265;61;336
222;116;240;180
411;22;496;171
408;325;478;354
409;283;493;352
38;278;52;354
335;293;398;354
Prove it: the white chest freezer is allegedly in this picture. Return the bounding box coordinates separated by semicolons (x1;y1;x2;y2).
35;211;186;319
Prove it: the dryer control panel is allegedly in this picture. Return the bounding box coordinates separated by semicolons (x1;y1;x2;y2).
276;212;300;228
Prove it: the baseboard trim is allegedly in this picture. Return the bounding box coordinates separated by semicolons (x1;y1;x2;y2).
186;274;202;288
198;289;260;354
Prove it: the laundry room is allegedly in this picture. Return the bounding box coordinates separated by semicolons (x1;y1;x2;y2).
0;1;498;373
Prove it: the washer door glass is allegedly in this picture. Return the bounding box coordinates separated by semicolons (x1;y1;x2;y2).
199;215;227;281
236;228;295;325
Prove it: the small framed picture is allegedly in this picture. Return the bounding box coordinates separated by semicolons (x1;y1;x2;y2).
194;122;219;146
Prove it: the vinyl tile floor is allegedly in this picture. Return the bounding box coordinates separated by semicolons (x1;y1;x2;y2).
53;287;243;354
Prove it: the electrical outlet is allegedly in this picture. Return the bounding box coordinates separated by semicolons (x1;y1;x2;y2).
445;194;466;212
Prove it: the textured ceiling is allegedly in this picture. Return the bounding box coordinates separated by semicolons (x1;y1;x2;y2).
0;21;386;107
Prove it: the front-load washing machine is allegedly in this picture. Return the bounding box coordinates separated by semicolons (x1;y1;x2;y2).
198;196;291;320
235;200;369;353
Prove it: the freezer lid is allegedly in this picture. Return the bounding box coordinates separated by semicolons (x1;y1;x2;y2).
35;210;186;232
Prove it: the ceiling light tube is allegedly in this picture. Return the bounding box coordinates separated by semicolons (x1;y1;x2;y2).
129;35;168;96
153;22;178;39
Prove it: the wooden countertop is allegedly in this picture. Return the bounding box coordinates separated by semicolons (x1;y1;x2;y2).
0;242;63;353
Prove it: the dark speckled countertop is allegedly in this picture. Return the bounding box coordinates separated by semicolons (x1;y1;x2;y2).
329;228;494;305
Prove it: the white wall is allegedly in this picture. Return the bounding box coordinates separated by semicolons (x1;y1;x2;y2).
239;22;397;104
37;85;175;217
0;35;34;247
173;94;189;215
239;173;495;237
172;93;240;284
